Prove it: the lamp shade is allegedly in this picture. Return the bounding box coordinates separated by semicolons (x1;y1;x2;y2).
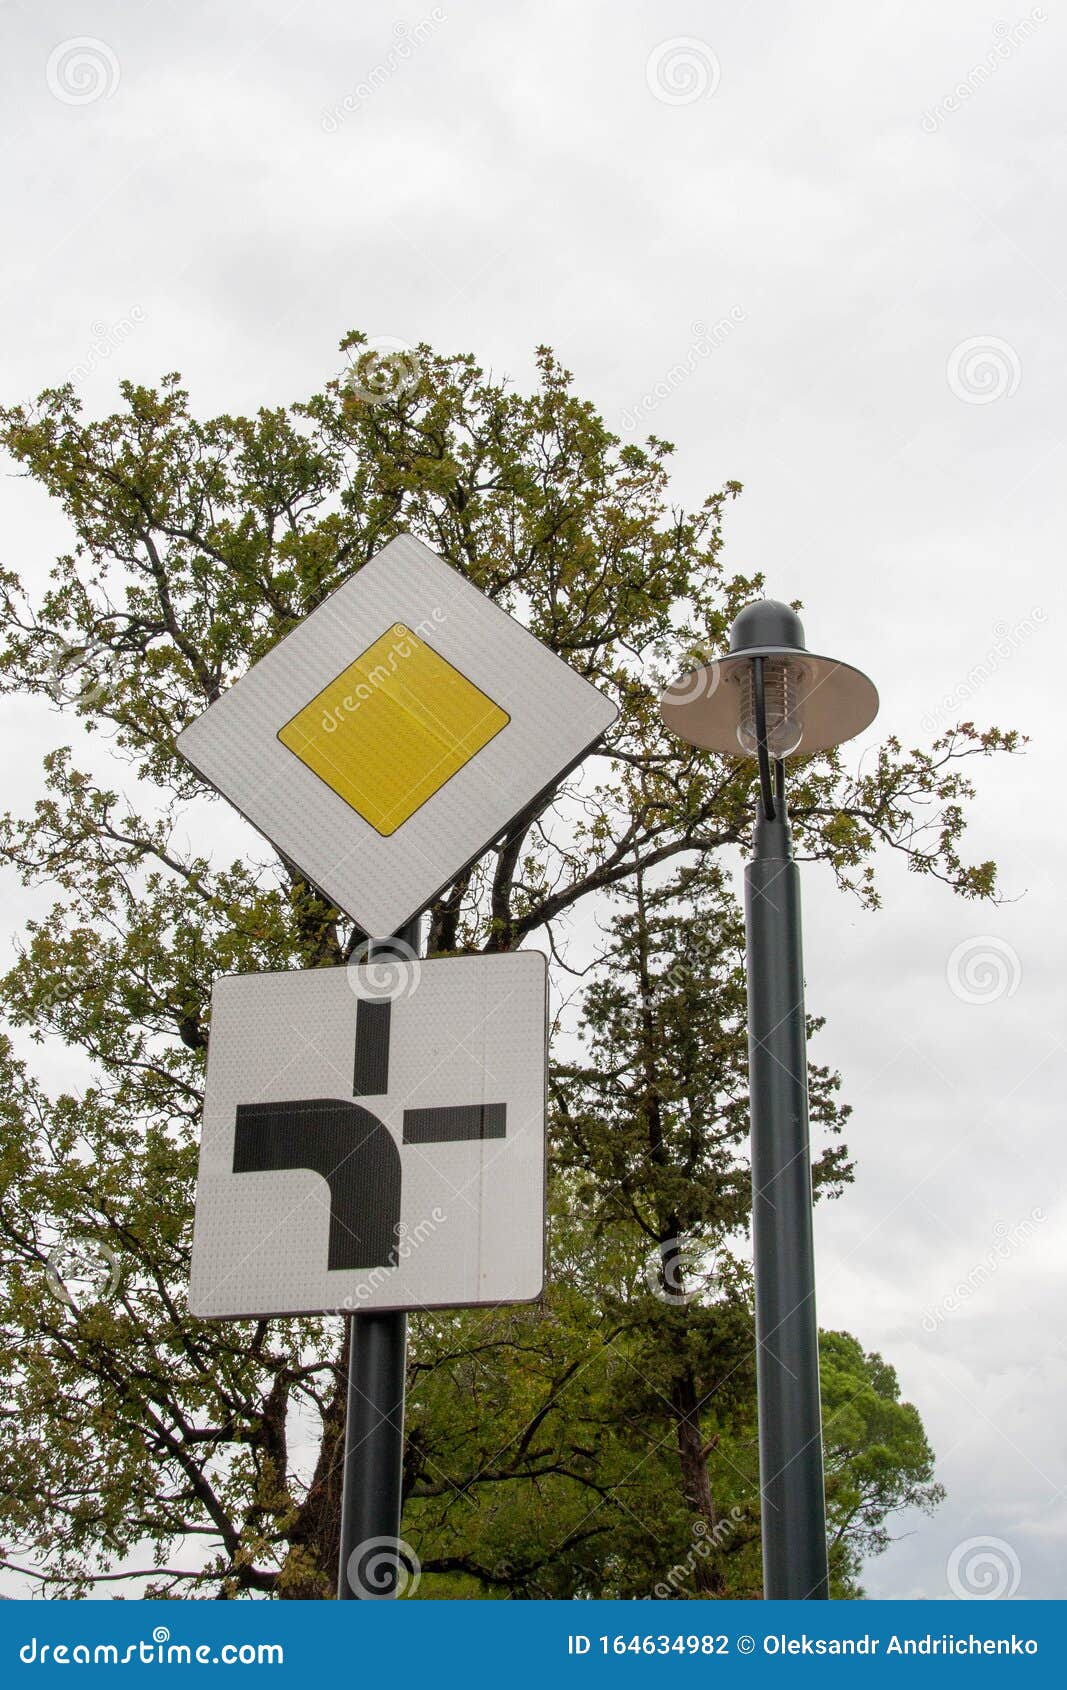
660;599;879;757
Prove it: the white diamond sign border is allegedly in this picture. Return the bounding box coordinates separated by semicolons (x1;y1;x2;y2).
176;534;618;937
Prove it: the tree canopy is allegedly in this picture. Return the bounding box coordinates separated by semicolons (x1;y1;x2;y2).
0;336;1012;1596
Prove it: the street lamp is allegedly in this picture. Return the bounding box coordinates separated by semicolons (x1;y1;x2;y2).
660;600;878;1601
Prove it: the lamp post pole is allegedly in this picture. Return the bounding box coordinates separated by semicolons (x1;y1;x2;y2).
744;738;829;1600
659;599;879;1603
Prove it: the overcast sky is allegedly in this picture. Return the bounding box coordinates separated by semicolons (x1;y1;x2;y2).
1;0;1064;1602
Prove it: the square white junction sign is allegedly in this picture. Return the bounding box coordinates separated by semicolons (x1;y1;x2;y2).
189;951;547;1318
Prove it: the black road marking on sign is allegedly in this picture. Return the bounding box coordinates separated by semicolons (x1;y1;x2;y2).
353;998;391;1096
403;1103;507;1143
231;995;508;1272
233;1100;401;1271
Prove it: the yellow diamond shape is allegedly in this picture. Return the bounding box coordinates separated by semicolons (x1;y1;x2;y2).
277;624;510;837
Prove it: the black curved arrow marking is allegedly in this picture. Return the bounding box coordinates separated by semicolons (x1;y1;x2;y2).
233;1099;401;1271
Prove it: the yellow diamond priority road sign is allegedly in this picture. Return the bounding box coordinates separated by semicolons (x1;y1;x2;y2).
277;622;510;837
176;535;617;935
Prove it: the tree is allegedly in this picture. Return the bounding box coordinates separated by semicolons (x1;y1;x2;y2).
821;1331;945;1596
0;336;1015;1596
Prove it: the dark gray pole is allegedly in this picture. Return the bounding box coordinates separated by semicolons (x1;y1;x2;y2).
337;1306;408;1598
745;796;830;1601
337;918;420;1601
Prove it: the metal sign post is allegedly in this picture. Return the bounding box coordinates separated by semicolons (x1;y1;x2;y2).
337;920;419;1602
338;1308;408;1599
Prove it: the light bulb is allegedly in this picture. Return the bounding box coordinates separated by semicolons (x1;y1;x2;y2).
737;660;803;758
